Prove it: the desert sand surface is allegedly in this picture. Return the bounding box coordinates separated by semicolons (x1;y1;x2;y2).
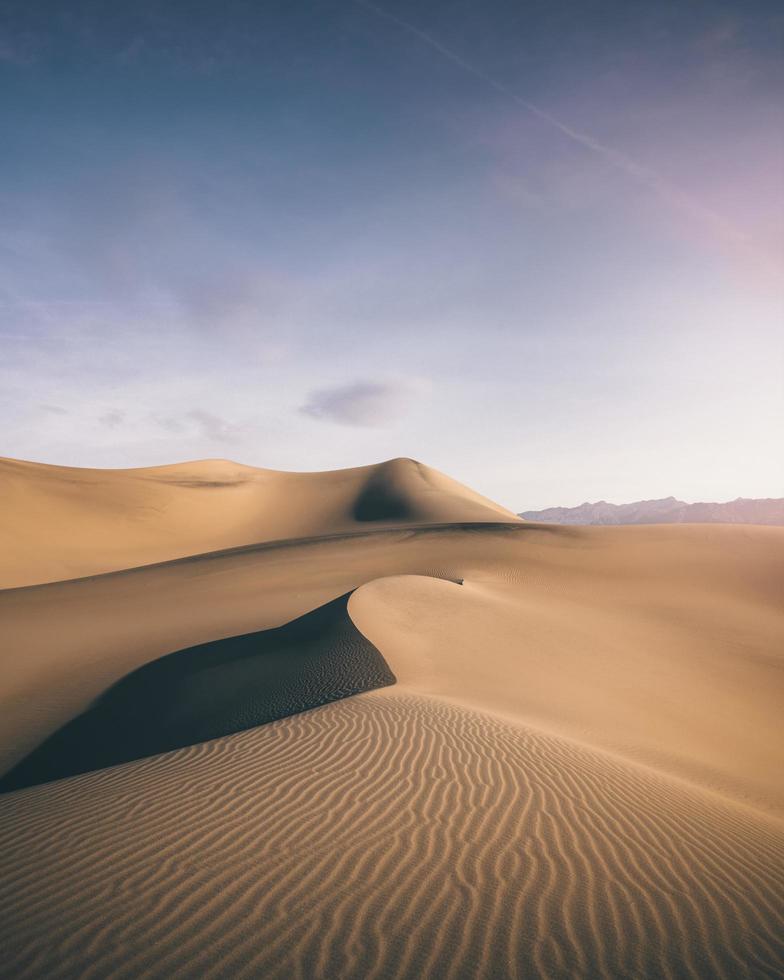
2;695;782;980
1;456;783;978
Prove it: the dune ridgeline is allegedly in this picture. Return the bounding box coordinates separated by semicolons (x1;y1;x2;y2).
1;454;782;979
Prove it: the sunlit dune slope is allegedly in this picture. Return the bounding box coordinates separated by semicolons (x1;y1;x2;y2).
0;455;518;587
350;554;784;815
1;694;782;980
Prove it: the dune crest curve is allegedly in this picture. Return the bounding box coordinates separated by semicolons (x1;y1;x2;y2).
0;592;397;791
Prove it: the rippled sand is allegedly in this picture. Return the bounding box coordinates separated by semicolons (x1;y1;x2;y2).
2;694;782;979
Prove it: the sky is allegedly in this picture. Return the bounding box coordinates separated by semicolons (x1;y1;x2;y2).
1;0;783;510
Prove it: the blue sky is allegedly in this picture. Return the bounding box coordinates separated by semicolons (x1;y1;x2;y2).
1;0;782;508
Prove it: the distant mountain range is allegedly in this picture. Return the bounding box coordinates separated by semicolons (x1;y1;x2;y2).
519;496;784;526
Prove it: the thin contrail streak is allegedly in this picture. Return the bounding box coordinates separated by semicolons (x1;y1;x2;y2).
353;0;757;255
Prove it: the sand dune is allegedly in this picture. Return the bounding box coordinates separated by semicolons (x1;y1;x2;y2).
2;519;781;814
0;455;517;588
1;693;782;979
1;454;782;977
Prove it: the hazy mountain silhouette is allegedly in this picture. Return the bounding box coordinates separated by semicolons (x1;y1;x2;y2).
520;496;784;526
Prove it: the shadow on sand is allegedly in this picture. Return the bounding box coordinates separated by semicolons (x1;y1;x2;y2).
0;593;396;793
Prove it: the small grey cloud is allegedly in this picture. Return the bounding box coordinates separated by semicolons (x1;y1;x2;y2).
40;403;68;416
186;409;238;442
98;409;125;429
151;410;240;441
300;381;411;427
151;414;185;434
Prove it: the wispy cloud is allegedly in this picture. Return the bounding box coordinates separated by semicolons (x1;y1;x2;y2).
353;0;770;268
150;409;245;442
98;409;125;429
300;381;412;427
186;409;240;442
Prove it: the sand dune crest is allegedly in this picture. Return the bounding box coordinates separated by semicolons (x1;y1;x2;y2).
0;456;518;588
0;592;396;791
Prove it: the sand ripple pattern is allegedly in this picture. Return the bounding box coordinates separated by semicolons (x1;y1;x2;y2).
0;693;782;980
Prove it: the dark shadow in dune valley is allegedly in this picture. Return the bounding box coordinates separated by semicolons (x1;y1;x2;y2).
0;593;396;792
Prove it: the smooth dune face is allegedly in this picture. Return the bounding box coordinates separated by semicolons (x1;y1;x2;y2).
1;694;782;980
0;456;518;588
1;455;783;977
349;544;784;814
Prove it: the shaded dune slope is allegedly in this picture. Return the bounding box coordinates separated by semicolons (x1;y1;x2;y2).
0;593;397;792
0;523;537;778
1;693;781;980
0;455;519;587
